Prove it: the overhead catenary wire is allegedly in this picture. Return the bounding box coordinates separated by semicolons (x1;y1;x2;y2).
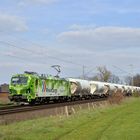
112;65;131;75
0;40;85;67
0;40;99;78
0;51;83;75
1;31;72;59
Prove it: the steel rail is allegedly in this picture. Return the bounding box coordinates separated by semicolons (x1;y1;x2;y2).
0;98;107;115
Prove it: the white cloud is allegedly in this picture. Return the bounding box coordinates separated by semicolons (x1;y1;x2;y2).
55;25;140;76
1;25;140;83
57;26;140;50
0;14;28;33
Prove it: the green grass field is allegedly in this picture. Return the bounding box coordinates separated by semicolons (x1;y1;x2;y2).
0;98;140;140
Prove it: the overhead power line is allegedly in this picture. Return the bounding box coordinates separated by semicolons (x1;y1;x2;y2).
0;40;83;67
2;33;72;59
112;65;131;75
0;51;82;74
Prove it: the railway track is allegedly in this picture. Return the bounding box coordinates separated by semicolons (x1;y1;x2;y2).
0;104;25;110
0;98;107;115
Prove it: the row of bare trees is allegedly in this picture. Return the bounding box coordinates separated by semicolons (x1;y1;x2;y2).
86;66;140;87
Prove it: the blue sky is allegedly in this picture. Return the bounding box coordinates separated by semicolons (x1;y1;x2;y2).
0;0;140;84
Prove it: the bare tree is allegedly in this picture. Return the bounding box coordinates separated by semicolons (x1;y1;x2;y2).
88;66;121;83
109;74;120;84
133;74;140;87
95;66;112;82
124;76;132;85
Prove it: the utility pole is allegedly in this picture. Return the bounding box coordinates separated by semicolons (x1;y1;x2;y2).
129;64;134;86
82;65;85;79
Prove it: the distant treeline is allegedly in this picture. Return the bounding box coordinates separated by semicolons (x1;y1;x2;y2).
0;84;9;93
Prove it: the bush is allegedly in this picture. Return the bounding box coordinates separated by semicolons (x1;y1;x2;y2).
132;91;140;97
108;91;124;105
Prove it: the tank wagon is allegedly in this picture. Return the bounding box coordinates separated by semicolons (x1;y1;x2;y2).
68;78;90;96
9;72;140;104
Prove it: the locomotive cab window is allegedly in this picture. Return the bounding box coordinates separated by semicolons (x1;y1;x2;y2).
11;77;28;85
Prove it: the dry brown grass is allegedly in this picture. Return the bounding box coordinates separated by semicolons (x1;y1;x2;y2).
108;91;124;105
0;93;8;97
0;93;9;104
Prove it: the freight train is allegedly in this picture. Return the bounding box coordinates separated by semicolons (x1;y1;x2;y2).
9;71;140;104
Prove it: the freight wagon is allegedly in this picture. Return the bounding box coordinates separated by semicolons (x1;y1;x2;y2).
9;71;140;104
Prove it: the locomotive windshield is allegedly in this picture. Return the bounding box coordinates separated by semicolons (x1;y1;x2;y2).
11;77;28;85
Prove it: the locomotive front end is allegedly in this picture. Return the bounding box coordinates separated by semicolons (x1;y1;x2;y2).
9;74;32;103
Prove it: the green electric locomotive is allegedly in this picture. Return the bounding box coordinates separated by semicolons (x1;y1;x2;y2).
9;71;71;104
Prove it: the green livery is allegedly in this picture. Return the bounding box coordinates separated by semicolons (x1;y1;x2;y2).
9;72;71;103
